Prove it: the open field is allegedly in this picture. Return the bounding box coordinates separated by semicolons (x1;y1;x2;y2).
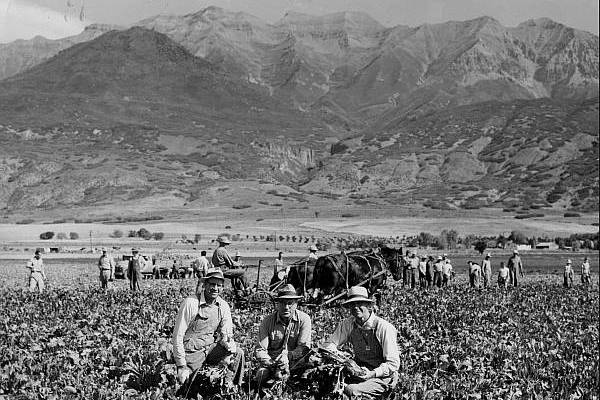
0;260;598;399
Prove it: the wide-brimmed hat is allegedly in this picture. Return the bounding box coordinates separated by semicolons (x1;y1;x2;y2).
202;268;225;282
566;259;572;264
513;249;519;254
275;284;302;301
131;248;139;253
437;255;443;261
486;253;491;257
101;247;107;252
235;251;241;257
342;286;374;306
217;236;231;244
34;250;41;255
309;245;318;251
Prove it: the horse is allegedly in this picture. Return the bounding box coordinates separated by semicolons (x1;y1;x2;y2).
307;246;403;302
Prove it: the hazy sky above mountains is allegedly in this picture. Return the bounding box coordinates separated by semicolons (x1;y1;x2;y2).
1;0;598;43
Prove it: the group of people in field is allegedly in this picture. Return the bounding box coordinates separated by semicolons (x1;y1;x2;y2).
397;249;593;290
173;268;398;399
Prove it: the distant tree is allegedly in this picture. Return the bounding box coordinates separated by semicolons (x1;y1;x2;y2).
137;228;152;240
56;232;68;240
418;232;435;247
40;231;55;240
152;232;164;241
128;230;137;238
474;240;487;255
194;234;201;244
69;232;79;240
509;230;528;244
110;229;123;238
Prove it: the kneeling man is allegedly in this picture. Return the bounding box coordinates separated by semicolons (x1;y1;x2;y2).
323;286;400;399
255;284;311;386
172;268;245;395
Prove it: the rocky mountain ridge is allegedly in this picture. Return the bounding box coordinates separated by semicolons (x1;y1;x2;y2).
0;9;598;216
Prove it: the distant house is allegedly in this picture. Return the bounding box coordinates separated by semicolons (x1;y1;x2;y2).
536;242;559;250
516;244;532;251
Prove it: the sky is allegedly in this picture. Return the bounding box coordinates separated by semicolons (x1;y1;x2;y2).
1;0;598;43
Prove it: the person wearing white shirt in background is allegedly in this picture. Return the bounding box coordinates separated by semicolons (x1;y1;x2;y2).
563;259;574;288
498;262;509;289
580;257;591;287
193;250;210;280
468;261;482;289
442;258;453;287
97;248;115;290
322;286;400;399
27;250;47;292
308;245;318;260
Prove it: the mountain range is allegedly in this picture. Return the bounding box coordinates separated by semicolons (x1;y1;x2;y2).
0;7;598;218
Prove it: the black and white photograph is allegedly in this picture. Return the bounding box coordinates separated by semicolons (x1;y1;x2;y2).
0;0;598;398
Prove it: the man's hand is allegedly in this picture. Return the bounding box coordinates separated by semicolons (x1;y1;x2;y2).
357;367;375;380
276;353;289;370
177;366;191;384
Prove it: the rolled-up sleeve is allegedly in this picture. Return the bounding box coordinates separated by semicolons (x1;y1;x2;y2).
322;318;353;351
255;316;273;365
172;297;198;367
373;320;400;378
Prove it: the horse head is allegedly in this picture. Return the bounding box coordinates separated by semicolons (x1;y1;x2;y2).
379;245;403;281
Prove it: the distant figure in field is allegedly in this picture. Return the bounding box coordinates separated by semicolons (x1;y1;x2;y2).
497;262;509;289
26;250;47;293
270;252;287;287
563;259;574;288
433;256;444;288
407;252;419;289
418;256;427;288
170;259;180;280
127;248;145;291
425;255;434;288
212;237;242;270
507;250;524;286
468;261;482;289
307;245;319;261
98;248;115;290
193;251;210;280
442;257;453;287
481;253;492;288
581;257;591;287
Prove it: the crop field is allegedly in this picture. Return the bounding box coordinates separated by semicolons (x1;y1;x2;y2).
0;260;598;400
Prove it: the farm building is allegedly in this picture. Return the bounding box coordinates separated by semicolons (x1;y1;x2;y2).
536;242;559;250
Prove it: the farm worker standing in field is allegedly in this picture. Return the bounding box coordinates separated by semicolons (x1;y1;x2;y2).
322;286;400;399
481;253;492;288
433;256;444;288
308;245;319;260
255;284;312;388
127;248;145;291
172;268;245;397
563;259;574;288
468;261;482;289
193;251;210;280
407;253;419;289
507;250;524;287
97;248;115;290
425;256;434;288
418;256;427;288
270;252;288;287
442;258;453;287
26;250;46;292
581;257;591;286
497;262;509;289
212;237;242;269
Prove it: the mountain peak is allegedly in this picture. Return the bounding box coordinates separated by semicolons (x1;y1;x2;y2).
518;17;564;30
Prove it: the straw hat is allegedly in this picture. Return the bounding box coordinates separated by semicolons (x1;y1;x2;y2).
513;249;519;254
235;251;241;257
217;236;231;244
566;259;572;264
201;268;225;282
486;253;491;257
309;245;318;251
275;284;302;301
342;286;374;306
131;248;139;253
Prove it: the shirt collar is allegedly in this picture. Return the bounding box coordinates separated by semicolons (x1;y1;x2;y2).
354;312;376;329
199;291;221;306
276;310;299;324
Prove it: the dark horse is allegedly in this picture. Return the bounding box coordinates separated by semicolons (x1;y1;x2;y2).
300;246;403;301
286;259;318;295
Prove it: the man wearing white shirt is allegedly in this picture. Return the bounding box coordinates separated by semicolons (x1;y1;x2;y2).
27;250;46;292
581;257;591;287
193;251;210;279
322;286;399;399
